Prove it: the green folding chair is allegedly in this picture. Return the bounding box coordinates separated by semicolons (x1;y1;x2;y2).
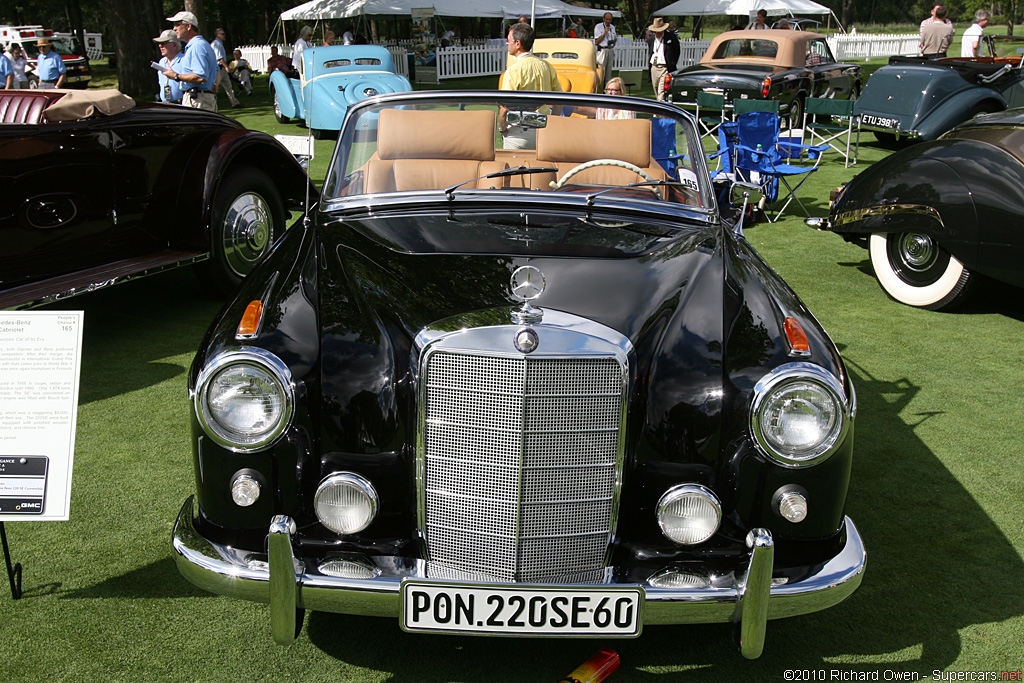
732;99;780;115
802;97;860;167
695;91;728;142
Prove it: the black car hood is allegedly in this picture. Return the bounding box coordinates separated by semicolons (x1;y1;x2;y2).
315;210;727;465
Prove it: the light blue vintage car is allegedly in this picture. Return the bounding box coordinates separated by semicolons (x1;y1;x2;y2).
270;45;411;138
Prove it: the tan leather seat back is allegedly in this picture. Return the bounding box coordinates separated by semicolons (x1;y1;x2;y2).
365;108;506;191
536;116;667;186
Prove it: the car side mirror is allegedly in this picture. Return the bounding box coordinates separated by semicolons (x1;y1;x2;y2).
505;111;548;129
730;181;763;236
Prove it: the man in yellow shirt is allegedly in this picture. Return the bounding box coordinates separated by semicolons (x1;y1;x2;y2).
500;22;562;149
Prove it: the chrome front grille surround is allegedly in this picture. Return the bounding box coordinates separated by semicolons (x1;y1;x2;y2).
415;312;632;583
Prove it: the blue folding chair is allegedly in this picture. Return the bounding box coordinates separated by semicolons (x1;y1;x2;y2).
733;111;828;221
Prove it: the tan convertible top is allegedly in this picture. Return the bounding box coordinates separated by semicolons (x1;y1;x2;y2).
42;88;136;122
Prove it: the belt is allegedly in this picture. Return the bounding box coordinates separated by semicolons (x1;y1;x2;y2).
41;79;58;83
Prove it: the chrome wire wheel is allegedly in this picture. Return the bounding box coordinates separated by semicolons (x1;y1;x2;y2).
221;191;273;278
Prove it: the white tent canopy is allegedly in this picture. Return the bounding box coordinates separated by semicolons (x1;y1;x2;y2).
280;0;618;21
655;0;830;17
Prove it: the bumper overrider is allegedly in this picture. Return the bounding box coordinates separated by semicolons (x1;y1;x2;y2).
172;496;865;658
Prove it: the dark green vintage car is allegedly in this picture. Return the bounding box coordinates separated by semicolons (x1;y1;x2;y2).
856;35;1024;143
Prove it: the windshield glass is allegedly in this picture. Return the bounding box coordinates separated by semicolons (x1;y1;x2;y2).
988;36;1024;59
324;92;710;212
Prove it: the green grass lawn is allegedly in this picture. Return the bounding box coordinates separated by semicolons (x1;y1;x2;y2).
1;70;1022;681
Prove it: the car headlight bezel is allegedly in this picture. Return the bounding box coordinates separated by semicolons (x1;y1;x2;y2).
750;362;852;468
657;483;722;546
314;472;379;535
194;347;294;453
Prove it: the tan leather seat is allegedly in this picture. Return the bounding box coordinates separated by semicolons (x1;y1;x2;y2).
536;116;667;187
365;108;507;193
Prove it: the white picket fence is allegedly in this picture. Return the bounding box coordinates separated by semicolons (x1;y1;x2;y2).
827;33;920;60
241;34;915;84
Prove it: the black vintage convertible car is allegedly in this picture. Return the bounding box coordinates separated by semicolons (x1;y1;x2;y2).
171;91;865;658
0;89;310;310
812;108;1024;310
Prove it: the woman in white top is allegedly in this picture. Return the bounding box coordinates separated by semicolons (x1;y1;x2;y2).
7;44;29;89
292;25;313;73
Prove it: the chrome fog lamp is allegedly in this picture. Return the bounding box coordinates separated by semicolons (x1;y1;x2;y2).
649;568;711;589
230;472;261;507
751;363;851;468
657;484;722;545
318;558;380;579
314;473;379;535
195;348;293;452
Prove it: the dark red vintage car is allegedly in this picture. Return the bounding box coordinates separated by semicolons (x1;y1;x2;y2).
0;89;311;310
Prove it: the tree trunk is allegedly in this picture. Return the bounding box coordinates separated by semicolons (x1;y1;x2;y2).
185;0;207;41
66;0;87;61
108;0;165;98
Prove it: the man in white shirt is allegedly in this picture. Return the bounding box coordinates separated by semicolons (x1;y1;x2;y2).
961;10;990;58
746;10;769;30
594;12;616;84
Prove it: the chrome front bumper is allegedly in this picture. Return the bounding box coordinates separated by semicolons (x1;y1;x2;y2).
172;496;865;658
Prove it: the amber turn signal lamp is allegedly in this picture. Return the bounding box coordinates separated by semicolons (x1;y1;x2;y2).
761;76;771;98
784;317;810;354
236;300;264;338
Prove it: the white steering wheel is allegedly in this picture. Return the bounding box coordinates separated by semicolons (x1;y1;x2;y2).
548;158;663;200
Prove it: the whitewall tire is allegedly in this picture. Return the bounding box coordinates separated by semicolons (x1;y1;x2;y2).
869;232;974;310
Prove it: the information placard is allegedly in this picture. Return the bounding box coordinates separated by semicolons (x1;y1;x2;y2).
0;312;83;521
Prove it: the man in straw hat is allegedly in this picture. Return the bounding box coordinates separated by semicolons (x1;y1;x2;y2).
163;11;219;111
647;18;679;102
34;37;66;89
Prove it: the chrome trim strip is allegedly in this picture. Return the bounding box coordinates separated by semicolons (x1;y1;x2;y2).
831;203;943;230
4;253;209;311
172;497;866;627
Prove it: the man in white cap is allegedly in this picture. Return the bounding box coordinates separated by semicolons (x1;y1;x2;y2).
646;17;679;102
34;38;66;88
154;29;185;104
163;11;219;111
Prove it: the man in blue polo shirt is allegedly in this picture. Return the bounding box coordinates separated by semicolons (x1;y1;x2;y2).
154;29;184;104
162;10;218;111
0;49;12;89
34;38;66;88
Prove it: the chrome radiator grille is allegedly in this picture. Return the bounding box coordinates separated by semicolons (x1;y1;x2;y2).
420;350;624;582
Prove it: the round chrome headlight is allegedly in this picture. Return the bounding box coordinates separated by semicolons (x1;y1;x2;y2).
314;473;379;535
657;484;722;545
750;363;851;468
194;348;293;452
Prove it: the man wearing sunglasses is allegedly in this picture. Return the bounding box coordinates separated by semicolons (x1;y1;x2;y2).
162;11;219;111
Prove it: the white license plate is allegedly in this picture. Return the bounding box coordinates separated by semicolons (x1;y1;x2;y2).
401;581;643;636
862;114;900;129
